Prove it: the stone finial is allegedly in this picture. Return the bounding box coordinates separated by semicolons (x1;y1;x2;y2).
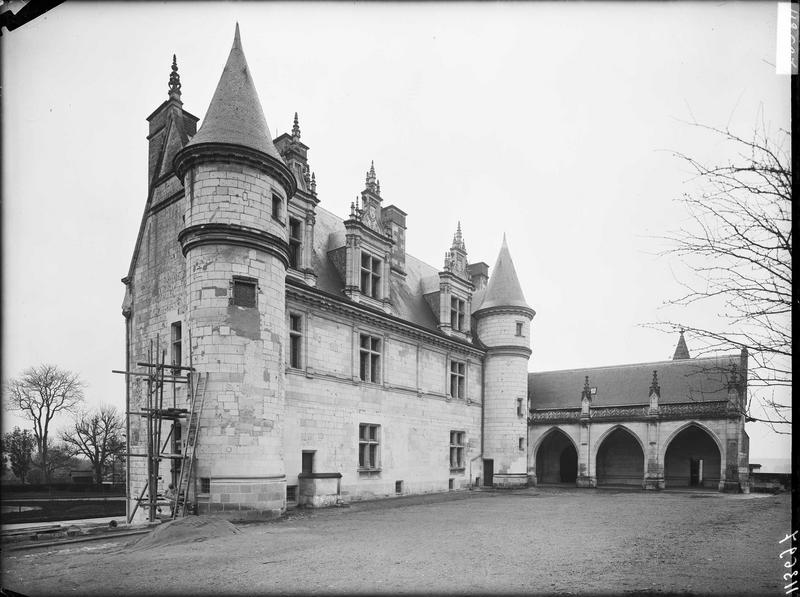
376;179;381;195
366;161;378;193
649;370;660;397
168;54;182;100
292;112;301;140
452;221;466;252
582;376;592;401
310;172;317;195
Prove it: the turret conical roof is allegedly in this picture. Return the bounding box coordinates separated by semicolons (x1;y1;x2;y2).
479;235;531;310
185;24;283;162
672;330;690;360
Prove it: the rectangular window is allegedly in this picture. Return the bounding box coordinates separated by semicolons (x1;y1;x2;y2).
286;485;298;502
517;397;524;417
232;277;257;308
288;218;302;269
200;478;211;494
359;334;381;383
360;253;382;299
449;360;466;399
289;313;302;369
395;480;403;494
271;193;282;222
450;297;465;331
359;423;380;470
170;322;182;370
519;437;525;451
302;451;314;475
515;322;524;337
450;431;465;470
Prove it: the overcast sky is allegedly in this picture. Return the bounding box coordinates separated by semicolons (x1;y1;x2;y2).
1;2;791;462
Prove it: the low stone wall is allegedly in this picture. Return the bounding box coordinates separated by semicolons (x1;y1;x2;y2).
298;473;342;508
195;476;285;519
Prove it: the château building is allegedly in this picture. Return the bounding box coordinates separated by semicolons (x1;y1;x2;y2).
122;26;749;521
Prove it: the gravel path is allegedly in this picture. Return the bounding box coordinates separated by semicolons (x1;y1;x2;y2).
1;487;791;596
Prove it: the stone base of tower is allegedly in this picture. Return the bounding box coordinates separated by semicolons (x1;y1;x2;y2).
492;473;529;488
576;475;596;488
195;476;286;520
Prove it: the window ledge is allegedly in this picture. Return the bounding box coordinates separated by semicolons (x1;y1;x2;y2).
449;468;466;473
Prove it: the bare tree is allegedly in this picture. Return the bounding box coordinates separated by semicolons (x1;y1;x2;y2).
654;122;791;432
1;427;37;483
30;440;76;483
60;405;126;485
4;364;85;481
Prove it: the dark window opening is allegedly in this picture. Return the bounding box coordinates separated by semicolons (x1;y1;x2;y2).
271;193;283;222
360;253;382;299
450;431;465;470
395;480;403;494
289;218;302;268
450;297;465;331
515;322;524;336
517;397;524;417
359;334;381;382
448;478;454;491
359;423;380;470
232;277;257;308
519;437;526;451
289;314;302;369
286;485;298;502
170;322;182;371
200;477;211;494
302;451;314;475
449;361;465;399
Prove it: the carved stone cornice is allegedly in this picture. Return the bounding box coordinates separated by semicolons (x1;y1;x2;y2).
473;304;536;321
484;344;533;358
529;400;733;425
286;279;485;359
174;141;297;198
178;222;290;268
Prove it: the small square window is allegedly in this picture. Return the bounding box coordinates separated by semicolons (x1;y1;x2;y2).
519;437;525;451
286;485;298;502
232;277;257;308
515;322;524;337
395;480;403;494
200;477;211;494
271;193;283;222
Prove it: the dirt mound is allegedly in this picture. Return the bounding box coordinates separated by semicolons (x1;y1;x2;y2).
129;516;241;551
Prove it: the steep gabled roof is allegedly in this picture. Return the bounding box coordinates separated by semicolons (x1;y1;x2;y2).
475;235;531;311
529;353;742;409
184;24;284;162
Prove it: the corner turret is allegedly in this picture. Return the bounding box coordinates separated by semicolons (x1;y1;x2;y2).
472;236;535;488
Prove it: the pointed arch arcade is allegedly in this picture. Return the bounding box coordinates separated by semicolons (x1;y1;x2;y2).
594;425;645;487
534;427;578;484
663;422;723;489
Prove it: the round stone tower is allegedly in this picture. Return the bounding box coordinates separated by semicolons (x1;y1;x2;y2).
473;236;535;488
173;25;296;518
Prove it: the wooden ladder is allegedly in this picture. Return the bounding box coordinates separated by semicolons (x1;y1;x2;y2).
172;371;208;519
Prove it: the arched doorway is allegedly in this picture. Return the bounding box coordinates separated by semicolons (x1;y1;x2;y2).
596;427;644;487
664;425;721;489
535;429;578;484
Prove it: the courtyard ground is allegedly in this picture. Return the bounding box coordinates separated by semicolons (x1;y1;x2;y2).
0;486;792;596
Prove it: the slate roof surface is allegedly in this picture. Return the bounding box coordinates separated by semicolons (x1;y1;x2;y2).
475;236;530;311
308;206;441;331
185;25;284;162
529;353;742;409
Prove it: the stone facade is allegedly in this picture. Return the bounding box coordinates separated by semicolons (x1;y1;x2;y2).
123;29;750;522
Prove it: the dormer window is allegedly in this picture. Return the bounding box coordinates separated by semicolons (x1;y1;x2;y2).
360;253;382;299
288;218;302;269
450;298;465;331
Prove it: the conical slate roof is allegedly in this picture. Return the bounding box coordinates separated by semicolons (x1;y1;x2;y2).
672;330;690;360
185;24;283;162
479;235;531;310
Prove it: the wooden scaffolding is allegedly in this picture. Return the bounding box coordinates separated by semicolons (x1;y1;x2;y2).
114;333;207;523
